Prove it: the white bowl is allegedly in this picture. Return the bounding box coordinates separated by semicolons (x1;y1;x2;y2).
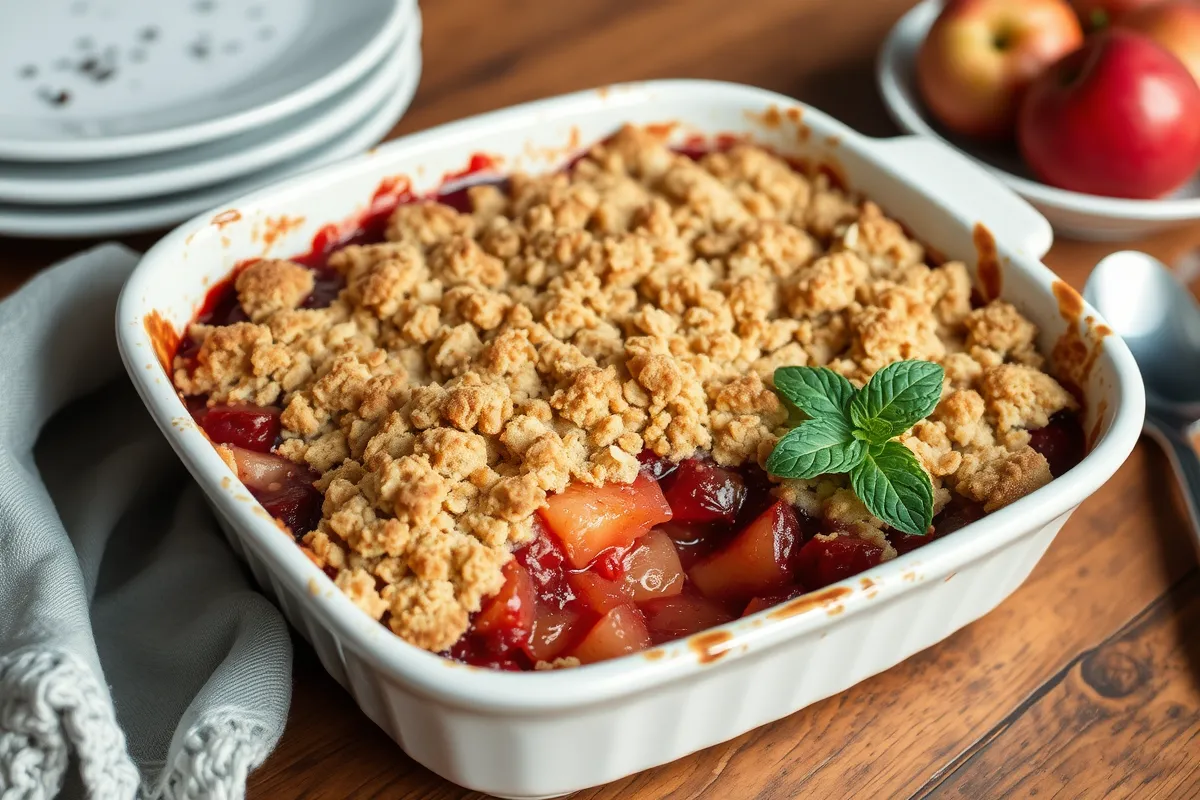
878;0;1200;241
117;80;1145;799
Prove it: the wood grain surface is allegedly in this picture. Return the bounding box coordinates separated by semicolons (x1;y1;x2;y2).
3;1;1199;798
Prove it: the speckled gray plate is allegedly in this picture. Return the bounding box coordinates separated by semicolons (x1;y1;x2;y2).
0;0;410;161
0;35;421;237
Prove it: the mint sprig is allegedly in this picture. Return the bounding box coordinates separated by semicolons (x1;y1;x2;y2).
765;360;945;536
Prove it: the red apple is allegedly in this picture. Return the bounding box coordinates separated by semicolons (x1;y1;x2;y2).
917;0;1084;139
1018;29;1200;197
1070;0;1168;30
1119;1;1200;85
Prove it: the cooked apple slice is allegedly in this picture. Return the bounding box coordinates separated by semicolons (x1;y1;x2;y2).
794;535;883;591
570;605;652;664
687;500;801;605
567;571;631;616
228;446;323;535
539;472;673;569
619;530;685;602
640;591;734;644
228;446;308;493
473;561;536;648
524;602;586;663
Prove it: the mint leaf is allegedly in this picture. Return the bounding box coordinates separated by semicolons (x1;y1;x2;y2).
773;366;855;422
766;417;866;480
850;441;934;536
849;360;945;442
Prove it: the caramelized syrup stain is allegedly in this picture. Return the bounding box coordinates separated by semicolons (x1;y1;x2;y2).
1051;280;1110;416
745;105;809;142
752;106;785;129
973;223;1001;302
441;152;501;185
767;586;852;620
211;208;241;228
643;121;679;139
258;214;306;252
143;311;178;373
689;629;734;664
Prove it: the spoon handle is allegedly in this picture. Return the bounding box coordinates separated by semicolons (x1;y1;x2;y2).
1143;412;1200;551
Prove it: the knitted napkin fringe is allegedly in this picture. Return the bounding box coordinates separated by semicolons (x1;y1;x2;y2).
156;712;275;800
0;647;140;800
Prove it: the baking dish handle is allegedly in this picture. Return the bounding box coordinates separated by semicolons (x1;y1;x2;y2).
868;135;1054;261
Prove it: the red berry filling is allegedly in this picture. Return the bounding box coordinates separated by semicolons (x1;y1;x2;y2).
661;459;746;524
194;404;281;452
184;394;1088;668
795;536;885;592
1028;410;1086;478
190;401;321;538
174;163;1092;670
434;428;1085;668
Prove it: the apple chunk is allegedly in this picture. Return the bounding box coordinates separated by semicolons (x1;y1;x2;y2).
687;500;800;605
641;592;734;644
570;605;652;664
524;602;585;663
620;530;685;602
567;571;631;616
794;535;884;591
473;561;536;646
539;473;673;569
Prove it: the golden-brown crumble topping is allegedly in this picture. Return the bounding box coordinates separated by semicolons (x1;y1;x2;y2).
174;124;1077;652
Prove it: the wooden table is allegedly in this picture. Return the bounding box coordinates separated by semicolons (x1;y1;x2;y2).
5;1;1199;797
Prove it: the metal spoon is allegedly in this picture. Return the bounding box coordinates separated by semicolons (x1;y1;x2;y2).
1084;250;1200;544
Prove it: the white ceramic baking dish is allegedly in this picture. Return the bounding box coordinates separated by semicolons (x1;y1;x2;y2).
117;80;1145;799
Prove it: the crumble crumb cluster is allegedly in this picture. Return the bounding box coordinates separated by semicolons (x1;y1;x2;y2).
174;124;1077;652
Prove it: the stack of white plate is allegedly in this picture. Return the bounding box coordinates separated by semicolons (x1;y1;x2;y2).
0;0;421;238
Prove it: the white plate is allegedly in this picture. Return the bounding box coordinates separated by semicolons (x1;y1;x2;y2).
0;0;411;162
0;12;418;206
878;0;1200;241
0;42;421;238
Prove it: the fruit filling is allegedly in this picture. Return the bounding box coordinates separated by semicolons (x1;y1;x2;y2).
172;124;1088;670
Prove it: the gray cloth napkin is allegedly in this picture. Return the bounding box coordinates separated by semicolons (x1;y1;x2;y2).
0;244;292;800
